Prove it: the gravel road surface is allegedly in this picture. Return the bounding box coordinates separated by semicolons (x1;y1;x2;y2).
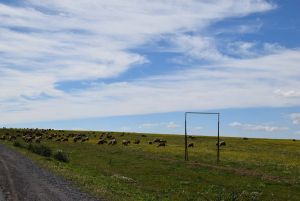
0;144;102;201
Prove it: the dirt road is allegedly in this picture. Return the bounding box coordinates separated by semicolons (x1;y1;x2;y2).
0;144;102;201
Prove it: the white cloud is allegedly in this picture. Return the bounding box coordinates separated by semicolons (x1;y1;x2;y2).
139;123;160;128
229;121;288;132
1;49;300;124
120;126;132;132
166;122;180;129
263;43;286;54
3;0;300;126
0;0;275;81
139;122;180;129
168;35;226;61
229;122;242;127
225;41;258;57
290;113;300;124
72;128;91;131
194;126;203;130
215;22;263;35
274;89;300;98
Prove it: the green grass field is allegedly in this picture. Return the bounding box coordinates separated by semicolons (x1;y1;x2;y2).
1;128;299;201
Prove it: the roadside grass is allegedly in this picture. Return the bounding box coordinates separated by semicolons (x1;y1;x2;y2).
28;143;52;157
1;129;299;201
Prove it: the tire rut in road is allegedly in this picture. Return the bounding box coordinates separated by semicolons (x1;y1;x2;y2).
0;157;19;201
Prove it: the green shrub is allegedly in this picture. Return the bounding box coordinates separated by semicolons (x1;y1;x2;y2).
13;141;24;148
28;144;52;157
53;150;69;163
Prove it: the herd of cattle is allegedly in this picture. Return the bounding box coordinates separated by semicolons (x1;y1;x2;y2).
0;128;229;148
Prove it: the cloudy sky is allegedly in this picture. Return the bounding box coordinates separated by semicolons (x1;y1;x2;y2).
1;0;300;139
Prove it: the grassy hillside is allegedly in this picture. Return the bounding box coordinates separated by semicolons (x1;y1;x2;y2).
0;128;299;201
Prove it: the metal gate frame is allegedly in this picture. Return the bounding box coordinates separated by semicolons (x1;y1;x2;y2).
184;112;220;162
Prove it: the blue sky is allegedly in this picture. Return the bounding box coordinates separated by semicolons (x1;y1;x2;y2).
1;0;300;139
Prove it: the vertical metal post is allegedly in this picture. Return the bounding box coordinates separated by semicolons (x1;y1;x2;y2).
217;113;220;163
185;112;188;161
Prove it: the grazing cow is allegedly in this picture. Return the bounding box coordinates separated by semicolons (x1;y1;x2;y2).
63;138;69;142
153;138;161;143
108;139;117;145
73;136;82;142
141;134;147;137
97;139;107;144
148;141;153;145
157;142;166;147
134;139;140;144
216;141;226;146
292;139;296;142
8;136;17;141
81;137;89;142
153;138;167;144
106;133;113;139
243;137;248;140
188;143;194;147
122;140;130;146
35;136;42;140
24;136;33;143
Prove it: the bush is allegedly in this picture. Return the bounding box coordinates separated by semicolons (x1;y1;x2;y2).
13;141;24;148
53;150;69;163
28;144;52;157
